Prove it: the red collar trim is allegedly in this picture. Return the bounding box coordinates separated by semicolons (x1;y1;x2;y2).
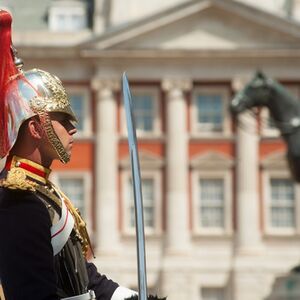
5;156;51;183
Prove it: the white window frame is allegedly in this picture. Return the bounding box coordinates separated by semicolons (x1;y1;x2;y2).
192;170;232;235
191;86;231;137
50;171;93;233
121;169;162;236
121;87;161;138
49;1;88;32
263;170;300;236
66;86;92;139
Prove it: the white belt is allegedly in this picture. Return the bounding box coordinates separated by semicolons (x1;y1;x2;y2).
61;290;96;300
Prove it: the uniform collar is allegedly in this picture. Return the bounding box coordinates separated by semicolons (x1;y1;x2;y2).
5;156;51;184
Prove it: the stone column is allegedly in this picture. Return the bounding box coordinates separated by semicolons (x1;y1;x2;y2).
162;79;191;253
93;0;106;34
236;110;262;253
232;77;264;300
92;78;120;254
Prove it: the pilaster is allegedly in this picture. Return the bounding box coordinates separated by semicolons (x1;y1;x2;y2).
161;78;192;254
92;78;120;254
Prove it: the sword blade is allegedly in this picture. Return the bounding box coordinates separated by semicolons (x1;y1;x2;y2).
122;72;148;300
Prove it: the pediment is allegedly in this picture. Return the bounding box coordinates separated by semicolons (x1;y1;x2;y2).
82;0;300;51
261;151;288;170
190;151;234;169
120;151;164;169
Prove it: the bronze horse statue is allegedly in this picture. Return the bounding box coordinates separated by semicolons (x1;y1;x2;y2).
230;71;300;182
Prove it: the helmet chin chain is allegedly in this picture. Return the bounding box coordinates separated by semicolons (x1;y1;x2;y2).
38;111;70;164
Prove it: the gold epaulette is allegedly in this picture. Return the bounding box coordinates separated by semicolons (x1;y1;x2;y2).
0;167;37;191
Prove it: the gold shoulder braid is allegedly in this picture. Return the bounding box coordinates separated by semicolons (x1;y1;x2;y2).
49;182;94;258
0;167;37;191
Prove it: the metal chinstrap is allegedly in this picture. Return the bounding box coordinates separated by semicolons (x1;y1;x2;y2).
122;73;148;300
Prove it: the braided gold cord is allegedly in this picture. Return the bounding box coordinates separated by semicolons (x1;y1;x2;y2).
50;182;93;257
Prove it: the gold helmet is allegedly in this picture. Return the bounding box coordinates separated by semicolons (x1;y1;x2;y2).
0;10;77;163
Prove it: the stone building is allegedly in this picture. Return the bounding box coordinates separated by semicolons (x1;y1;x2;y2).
1;0;300;299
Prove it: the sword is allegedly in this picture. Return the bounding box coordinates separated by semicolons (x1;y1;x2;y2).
122;73;148;300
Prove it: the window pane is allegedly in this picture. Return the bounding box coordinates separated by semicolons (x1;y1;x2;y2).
59;177;85;217
128;178;155;229
70;94;84;131
71;14;85;30
51;10;87;32
196;94;223;131
132;94;155;132
199;179;224;228
270;178;295;228
57;14;66;28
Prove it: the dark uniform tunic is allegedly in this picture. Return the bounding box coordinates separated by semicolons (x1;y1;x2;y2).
0;158;118;300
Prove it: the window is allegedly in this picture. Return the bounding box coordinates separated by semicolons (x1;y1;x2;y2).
192;87;231;136
202;287;226;300
59;177;85;216
199;179;224;228
133;94;155;132
269;178;295;229
70;94;84;131
122;170;162;235
49;1;88;32
263;165;300;235
123;87;161;137
192;167;232;235
197;95;223;131
51;172;92;221
67;87;91;137
128;178;155;229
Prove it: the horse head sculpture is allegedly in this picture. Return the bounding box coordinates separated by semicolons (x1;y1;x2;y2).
230;71;300;182
231;72;272;113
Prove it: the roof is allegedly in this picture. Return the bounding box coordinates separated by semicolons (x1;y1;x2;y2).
81;0;300;51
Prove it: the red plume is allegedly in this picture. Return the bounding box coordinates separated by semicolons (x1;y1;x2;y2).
0;10;19;158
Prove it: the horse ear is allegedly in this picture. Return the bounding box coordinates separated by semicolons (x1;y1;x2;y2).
255;70;265;79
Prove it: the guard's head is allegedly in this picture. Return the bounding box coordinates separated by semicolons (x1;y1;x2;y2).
0;10;77;163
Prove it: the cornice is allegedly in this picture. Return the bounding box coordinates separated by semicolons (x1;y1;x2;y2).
79;48;300;60
261;151;288;170
190;151;234;170
120;151;164;169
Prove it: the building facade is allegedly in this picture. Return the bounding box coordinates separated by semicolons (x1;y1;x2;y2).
2;0;300;299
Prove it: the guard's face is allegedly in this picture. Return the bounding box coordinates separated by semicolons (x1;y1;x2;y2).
46;112;77;160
